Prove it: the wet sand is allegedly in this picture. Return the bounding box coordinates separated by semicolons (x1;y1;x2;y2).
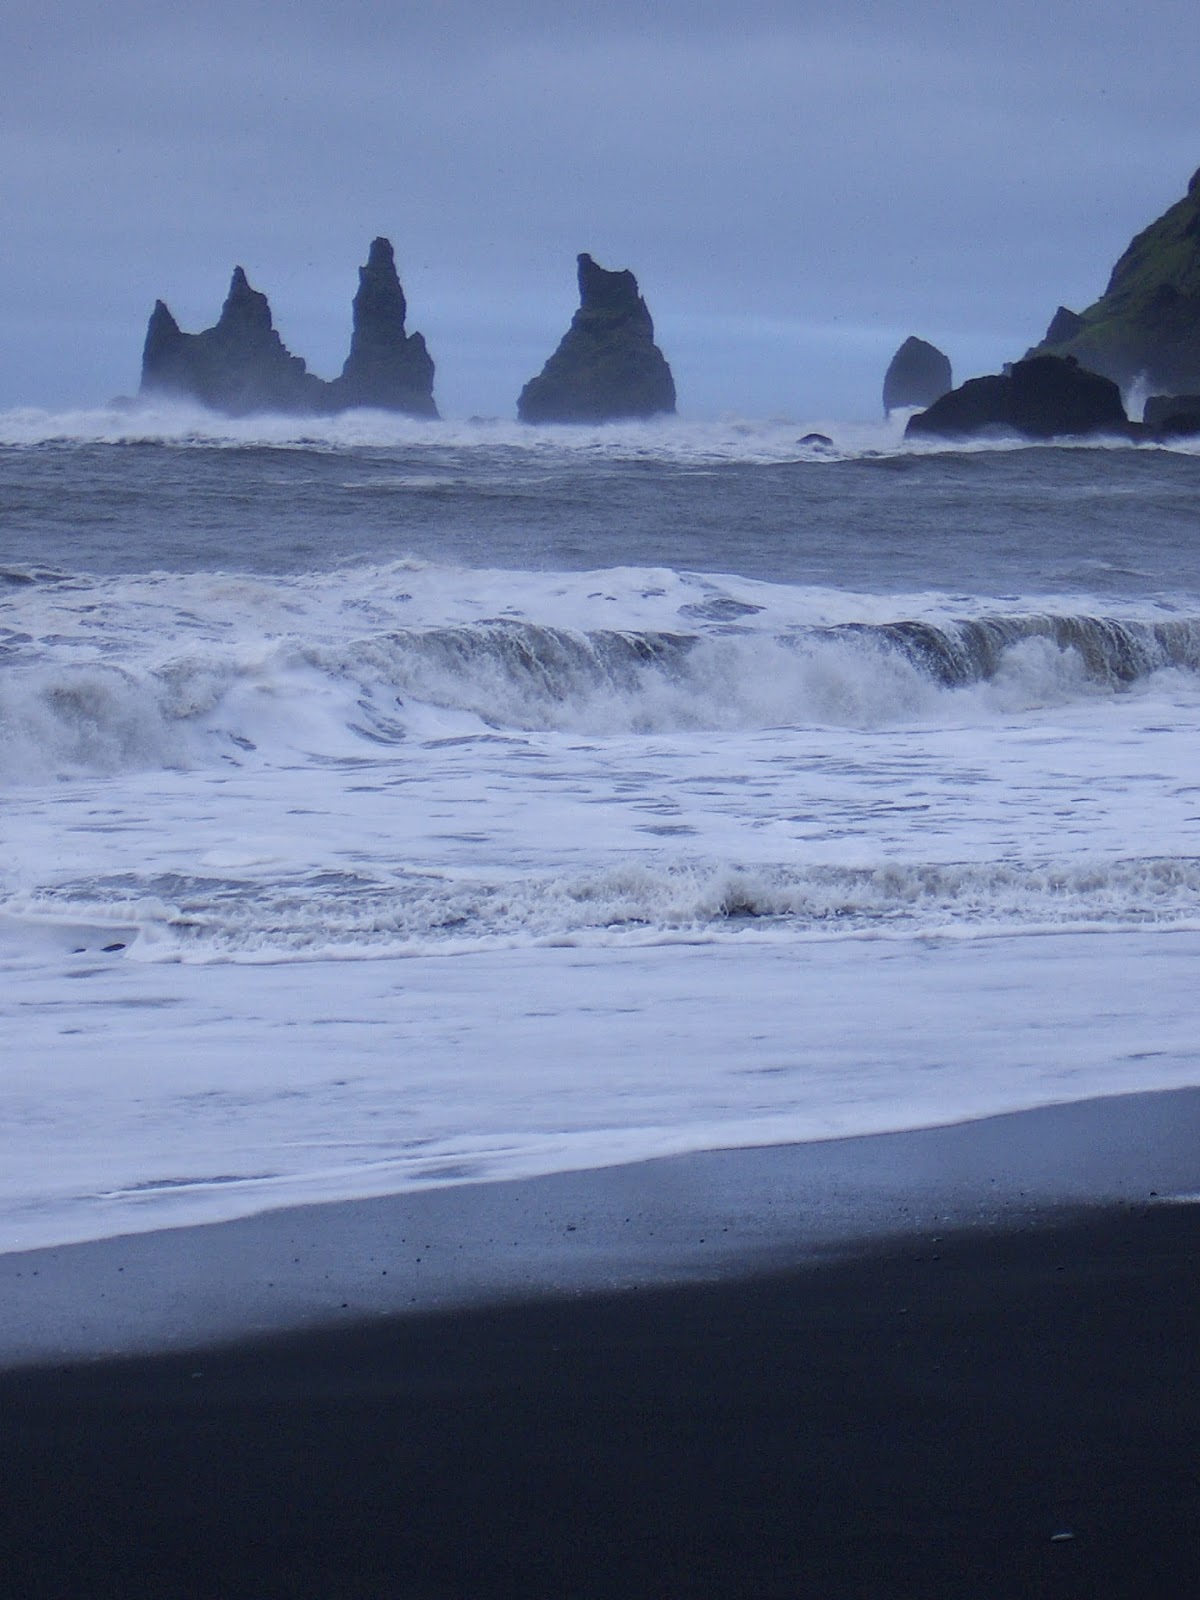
2;1092;1199;1597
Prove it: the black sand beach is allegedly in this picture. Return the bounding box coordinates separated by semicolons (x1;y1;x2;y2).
2;1095;1199;1599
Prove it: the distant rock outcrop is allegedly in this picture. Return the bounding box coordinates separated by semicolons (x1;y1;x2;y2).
140;239;437;417
1029;168;1200;394
1142;392;1200;435
882;337;952;414
517;254;676;423
906;354;1129;441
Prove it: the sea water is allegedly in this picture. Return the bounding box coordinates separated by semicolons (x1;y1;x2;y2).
2;405;1199;1252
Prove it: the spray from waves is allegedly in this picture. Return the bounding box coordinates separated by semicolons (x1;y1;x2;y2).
0;402;892;459
0;401;959;466
12;854;1200;960
0;664;193;778
3;611;1200;782
5;402;1197;464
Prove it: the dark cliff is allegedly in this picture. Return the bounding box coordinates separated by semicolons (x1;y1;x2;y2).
140;267;325;415
517;254;676;423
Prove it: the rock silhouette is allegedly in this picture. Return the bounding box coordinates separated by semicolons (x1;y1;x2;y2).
1143;392;1200;435
906;355;1129;441
329;238;437;416
882;337;952;414
518;254;676;423
1041;306;1084;347
1029;167;1200;394
140;240;437;417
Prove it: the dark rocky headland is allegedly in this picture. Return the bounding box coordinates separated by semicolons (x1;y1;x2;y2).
140;238;437;418
902;166;1200;441
906;354;1129;442
518;254;676;423
1028;166;1200;396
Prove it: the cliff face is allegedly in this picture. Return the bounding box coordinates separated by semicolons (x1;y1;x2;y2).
882;337;952;414
1029;168;1200;394
140;241;437;417
517;254;676;423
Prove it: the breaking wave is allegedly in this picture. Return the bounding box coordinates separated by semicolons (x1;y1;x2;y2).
3;609;1200;781
843;612;1200;687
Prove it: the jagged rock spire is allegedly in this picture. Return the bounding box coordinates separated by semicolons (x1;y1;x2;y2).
332;237;437;416
139;240;438;418
217;266;274;333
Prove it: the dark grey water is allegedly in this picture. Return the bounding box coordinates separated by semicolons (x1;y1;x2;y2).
2;434;1198;600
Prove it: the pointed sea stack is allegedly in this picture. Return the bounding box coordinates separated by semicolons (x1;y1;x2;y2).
140;300;189;393
1029;167;1200;393
329;238;437;417
139;241;437;417
883;337;952;414
517;254;676;423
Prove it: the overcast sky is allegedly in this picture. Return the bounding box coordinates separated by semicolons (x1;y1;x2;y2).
1;0;1196;419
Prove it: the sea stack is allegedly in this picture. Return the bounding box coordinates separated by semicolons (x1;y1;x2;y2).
139;240;437;417
517;254;676;423
328;238;437;416
882;337;952;414
141;267;325;415
905;354;1129;441
1028;167;1200;394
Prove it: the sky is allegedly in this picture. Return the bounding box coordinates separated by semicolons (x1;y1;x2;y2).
1;0;1196;420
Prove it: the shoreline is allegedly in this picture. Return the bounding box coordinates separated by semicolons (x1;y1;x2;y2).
3;1201;1197;1597
2;1088;1198;1596
3;1084;1198;1369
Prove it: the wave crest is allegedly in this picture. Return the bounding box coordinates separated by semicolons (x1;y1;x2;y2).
3;609;1198;781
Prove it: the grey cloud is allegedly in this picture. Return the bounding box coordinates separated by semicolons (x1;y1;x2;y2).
1;1;1196;415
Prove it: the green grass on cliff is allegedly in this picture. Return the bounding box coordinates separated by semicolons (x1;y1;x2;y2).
1035;176;1200;384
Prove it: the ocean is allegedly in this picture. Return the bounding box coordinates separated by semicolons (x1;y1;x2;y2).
3;403;1199;1256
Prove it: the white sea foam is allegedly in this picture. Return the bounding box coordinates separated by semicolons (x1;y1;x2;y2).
5;560;1198;786
5;439;1200;1255
3;401;1197;459
0;616;1182;783
8;854;1200;966
3;929;1200;1253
